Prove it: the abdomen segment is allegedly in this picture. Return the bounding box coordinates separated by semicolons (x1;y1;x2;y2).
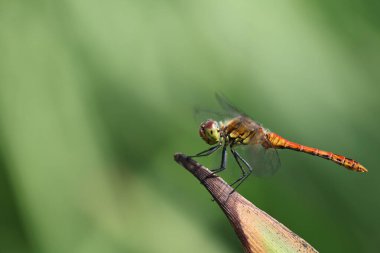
267;132;368;173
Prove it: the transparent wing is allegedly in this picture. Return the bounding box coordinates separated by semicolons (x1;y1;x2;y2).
193;93;243;122
237;138;281;177
215;93;245;117
215;93;261;123
193;107;232;123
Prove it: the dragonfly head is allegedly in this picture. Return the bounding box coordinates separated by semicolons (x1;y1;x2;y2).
199;120;221;145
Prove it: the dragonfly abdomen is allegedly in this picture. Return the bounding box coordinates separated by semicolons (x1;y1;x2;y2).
267;132;367;173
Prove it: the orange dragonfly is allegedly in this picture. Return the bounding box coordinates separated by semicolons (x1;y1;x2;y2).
192;94;367;192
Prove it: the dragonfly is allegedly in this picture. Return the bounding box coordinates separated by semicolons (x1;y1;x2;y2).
192;94;367;192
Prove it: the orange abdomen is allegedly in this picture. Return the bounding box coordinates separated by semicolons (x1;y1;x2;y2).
267;132;367;173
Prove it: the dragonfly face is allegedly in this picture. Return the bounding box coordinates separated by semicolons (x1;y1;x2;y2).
199;119;221;145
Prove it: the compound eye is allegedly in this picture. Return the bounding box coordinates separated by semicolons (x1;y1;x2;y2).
208;128;216;137
199;120;220;145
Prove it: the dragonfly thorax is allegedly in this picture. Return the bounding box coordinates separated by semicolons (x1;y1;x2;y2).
199;119;222;145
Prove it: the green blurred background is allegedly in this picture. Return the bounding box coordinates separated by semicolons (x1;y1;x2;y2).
1;0;379;252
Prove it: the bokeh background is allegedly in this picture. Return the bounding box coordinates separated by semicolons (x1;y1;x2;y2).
1;1;379;252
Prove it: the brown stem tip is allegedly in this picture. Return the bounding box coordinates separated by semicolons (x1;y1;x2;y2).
174;153;318;253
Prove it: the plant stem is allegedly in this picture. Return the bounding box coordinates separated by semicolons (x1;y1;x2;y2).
174;153;318;253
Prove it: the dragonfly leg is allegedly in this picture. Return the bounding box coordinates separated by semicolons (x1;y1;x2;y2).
190;143;221;158
204;143;228;202
209;143;228;174
229;148;247;187
229;148;253;194
201;143;228;183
